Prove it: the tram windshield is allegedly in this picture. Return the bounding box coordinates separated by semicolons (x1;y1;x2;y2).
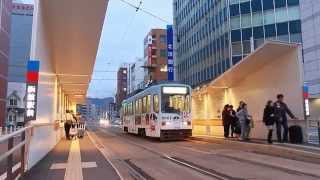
161;87;191;114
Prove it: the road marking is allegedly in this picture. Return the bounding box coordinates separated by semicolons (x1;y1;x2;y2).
87;131;124;180
50;162;97;170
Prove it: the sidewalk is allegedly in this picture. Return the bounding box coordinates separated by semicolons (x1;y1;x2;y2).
21;133;120;180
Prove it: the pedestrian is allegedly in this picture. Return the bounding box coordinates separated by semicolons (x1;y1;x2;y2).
236;103;252;141
64;110;73;140
274;94;297;143
229;105;238;138
222;104;231;138
237;101;244;112
263;100;276;144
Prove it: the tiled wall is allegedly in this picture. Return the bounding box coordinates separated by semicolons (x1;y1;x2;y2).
0;0;12;126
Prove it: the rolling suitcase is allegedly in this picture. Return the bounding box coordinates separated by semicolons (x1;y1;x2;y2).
289;125;303;144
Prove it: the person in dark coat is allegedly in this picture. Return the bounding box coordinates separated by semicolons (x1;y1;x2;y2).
274;94;297;143
263;100;276;144
229;105;238;138
222;104;231;138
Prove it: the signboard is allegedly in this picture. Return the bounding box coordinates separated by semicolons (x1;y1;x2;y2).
166;25;174;81
25;60;40;121
303;85;310;116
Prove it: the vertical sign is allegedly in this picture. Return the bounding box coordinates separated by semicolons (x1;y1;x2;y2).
303;85;310;116
147;35;153;65
167;25;174;81
26;60;40;121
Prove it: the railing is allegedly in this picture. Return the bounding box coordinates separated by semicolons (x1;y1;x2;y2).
0;126;32;180
307;120;320;145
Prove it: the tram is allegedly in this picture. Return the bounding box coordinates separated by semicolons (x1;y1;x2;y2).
121;83;192;140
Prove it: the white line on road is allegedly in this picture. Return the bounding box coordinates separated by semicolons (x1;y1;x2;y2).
87;131;124;180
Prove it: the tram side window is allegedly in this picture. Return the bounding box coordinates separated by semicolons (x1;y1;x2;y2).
153;95;159;113
146;95;151;113
128;102;133;115
138;98;143;114
135;100;139;115
142;96;147;113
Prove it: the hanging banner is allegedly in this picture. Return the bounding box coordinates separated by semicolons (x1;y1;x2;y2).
167;25;174;81
25;60;40;121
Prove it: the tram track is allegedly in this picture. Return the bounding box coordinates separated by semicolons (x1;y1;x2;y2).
94;126;243;180
96;125;320;180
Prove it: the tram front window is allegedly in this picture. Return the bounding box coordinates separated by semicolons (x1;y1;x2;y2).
161;87;190;114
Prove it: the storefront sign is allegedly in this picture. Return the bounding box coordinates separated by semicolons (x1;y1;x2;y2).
26;60;40;121
167;25;174;81
303;85;310;116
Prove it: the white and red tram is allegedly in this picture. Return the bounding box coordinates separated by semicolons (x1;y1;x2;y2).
121;83;192;140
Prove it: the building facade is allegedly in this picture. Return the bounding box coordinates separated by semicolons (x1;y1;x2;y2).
5;3;33;126
0;0;12;126
128;58;145;94
143;29;168;84
116;67;128;111
174;0;301;87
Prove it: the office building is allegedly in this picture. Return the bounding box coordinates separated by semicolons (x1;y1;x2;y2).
116;67;128;111
0;0;12;126
6;3;33;126
128;58;145;94
143;29;168;83
174;0;301;87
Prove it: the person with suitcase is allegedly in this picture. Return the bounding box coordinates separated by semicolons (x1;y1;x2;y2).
263;100;276;144
274;94;297;143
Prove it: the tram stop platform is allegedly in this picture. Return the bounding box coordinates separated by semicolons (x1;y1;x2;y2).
21;133;120;180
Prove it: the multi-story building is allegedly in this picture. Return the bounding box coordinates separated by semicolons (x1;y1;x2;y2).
128;58;145;94
143;29;168;84
0;0;12;126
174;0;301;87
116;67;128;111
6;2;33;126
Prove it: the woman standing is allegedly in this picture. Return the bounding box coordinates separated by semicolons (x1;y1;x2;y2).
236;103;251;141
222;104;231;138
263;100;276;144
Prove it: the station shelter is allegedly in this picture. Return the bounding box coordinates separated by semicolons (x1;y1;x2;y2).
192;41;307;140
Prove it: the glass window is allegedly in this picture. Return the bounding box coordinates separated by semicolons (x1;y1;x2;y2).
275;8;288;23
264;10;275;25
232;42;242;56
253;26;264;39
242;28;252;40
288;6;300;21
138;98;142;114
230;4;240;17
277;34;290;42
252;12;264;26
232;56;242;65
241;13;251;27
263;0;274;10
135;100;139;114
289;20;301;34
290;33;302;43
153;95;159;113
161;90;190;113
146;95;151;113
242;40;251;54
277;22;288;36
160;49;167;57
240;2;251;14
231;16;241;29
142;97;147;113
287;0;299;6
230;0;239;5
254;39;265;49
251;0;262;12
160;35;167;43
275;0;286;8
264;24;276;37
231;29;241;42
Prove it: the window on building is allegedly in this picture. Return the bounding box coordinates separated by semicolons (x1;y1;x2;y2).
252;12;264;27
160;49;167;57
264;24;276;37
9;98;17;106
160;65;168;72
287;0;299;6
275;8;288;23
242;28;252;41
275;0;286;8
241;13;251;28
231;29;241;42
289;20;301;34
160;35;167;43
240;1;251;15
253;26;264;39
277;22;289;36
263;0;274;10
264;10;275;25
232;56;242;65
251;0;262;12
288;6;300;21
242;40;251;54
230;4;240;17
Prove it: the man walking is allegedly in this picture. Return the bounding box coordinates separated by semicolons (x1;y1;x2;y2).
274;94;297;143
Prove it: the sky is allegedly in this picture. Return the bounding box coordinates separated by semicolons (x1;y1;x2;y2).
88;0;173;98
22;0;173;99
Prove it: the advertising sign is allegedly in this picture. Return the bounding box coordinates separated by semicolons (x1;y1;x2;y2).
26;60;40;121
167;25;174;81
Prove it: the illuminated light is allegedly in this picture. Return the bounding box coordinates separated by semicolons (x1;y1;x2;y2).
74;95;84;97
305;99;310;116
163;87;187;94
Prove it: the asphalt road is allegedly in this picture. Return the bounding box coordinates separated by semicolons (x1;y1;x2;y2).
87;123;320;180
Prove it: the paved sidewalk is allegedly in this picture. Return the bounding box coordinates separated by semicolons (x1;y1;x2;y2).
22;134;120;180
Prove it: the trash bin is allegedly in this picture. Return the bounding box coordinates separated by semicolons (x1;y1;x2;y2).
289;125;303;144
